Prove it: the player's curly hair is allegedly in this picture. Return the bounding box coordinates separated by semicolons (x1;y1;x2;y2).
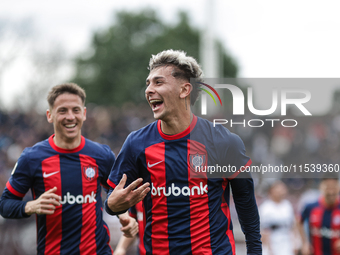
47;83;86;108
148;49;203;105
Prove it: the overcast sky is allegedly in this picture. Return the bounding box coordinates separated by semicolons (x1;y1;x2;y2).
1;0;339;114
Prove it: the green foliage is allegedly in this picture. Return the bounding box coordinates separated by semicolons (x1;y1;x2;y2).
72;9;238;106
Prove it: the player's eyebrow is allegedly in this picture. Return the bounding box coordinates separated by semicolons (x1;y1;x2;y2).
146;76;165;85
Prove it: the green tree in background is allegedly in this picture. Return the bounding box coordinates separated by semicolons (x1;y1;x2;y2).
72;9;238;106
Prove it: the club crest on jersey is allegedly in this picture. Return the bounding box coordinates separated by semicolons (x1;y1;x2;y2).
83;166;97;181
189;153;206;171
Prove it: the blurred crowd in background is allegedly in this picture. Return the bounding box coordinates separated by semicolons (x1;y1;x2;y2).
1;103;340;254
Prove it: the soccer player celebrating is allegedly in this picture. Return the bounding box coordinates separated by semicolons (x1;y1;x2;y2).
299;177;340;255
0;83;140;255
105;50;262;254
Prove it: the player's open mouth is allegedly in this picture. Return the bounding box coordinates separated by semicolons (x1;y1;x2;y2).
64;124;77;129
149;99;163;111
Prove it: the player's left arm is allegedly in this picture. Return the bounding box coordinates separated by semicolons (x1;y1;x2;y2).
105;133;150;215
230;175;262;254
223;132;261;254
105;174;150;214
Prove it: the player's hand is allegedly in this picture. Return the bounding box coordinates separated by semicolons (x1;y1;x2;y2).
107;174;150;213
301;242;312;255
119;212;139;238
25;187;61;215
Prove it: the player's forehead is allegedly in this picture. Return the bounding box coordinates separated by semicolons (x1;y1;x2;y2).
146;65;174;82
52;93;84;109
320;179;339;189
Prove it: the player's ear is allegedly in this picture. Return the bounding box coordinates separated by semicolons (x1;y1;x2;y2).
46;109;53;123
180;82;192;99
83;107;87;121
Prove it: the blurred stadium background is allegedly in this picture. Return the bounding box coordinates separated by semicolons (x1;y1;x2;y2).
1;1;340;254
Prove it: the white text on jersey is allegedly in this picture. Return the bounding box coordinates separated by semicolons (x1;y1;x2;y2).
60;191;97;205
151;182;208;196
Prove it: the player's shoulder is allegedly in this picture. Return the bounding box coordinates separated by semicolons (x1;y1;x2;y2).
21;138;50;157
83;138;113;156
125;121;158;142
303;200;320;211
196;116;243;146
196;117;237;138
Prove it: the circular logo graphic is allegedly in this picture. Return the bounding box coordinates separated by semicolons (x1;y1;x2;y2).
86;167;95;179
192;155;203;167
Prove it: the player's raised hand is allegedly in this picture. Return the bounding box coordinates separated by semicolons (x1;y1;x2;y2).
107;174;150;213
25;187;61;215
118;212;139;238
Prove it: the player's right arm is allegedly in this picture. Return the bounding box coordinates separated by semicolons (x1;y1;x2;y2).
298;221;312;255
105;133;150;215
106;174;149;214
298;205;313;255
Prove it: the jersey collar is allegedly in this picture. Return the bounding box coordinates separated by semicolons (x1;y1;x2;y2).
157;115;198;140
48;134;85;153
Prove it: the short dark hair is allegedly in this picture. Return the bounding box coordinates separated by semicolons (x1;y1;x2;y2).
47;83;86;108
148;49;203;105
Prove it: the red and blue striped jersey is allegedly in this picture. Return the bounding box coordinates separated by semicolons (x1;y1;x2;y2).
0;135;115;255
301;198;340;255
106;115;261;255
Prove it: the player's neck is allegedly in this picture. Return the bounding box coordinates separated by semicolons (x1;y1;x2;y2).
53;134;82;150
160;112;193;135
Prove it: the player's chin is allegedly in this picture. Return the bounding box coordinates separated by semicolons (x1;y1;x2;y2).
64;131;80;140
152;111;161;120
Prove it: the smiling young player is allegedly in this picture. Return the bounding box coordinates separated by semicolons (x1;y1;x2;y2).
105;50;262;255
0;83;139;255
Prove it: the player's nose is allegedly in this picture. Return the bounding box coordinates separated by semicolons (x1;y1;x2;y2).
65;110;76;120
145;84;155;97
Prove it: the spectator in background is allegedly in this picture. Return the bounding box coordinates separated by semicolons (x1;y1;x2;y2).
299;177;340;255
260;180;298;255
